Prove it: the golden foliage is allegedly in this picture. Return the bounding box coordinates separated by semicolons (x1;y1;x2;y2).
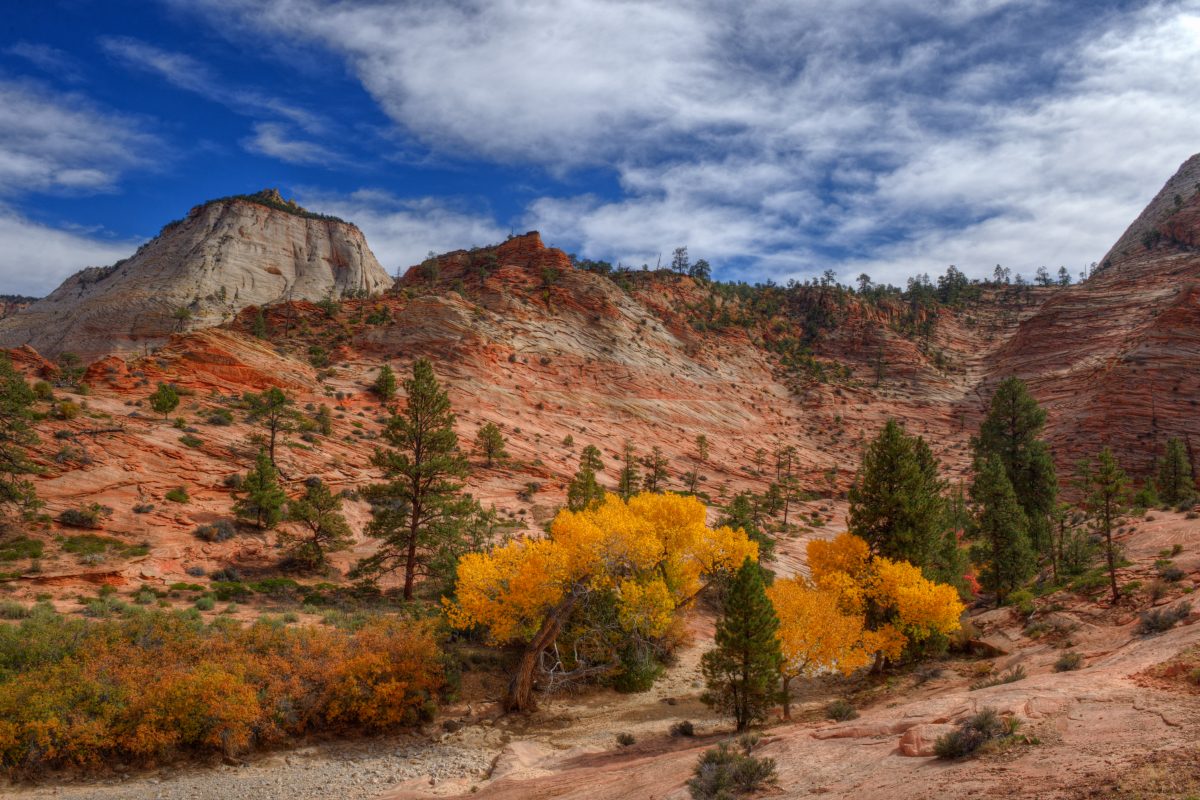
448;492;757;645
767;578;872;679
0;612;444;775
779;533;964;671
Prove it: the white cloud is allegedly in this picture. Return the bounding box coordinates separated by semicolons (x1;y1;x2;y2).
167;0;1200;282
242;122;343;166
0;207;139;296
0;79;158;196
100;35;341;166
293;188;506;275
5;42;85;82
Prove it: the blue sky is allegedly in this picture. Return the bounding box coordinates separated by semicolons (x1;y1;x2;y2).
2;0;1199;296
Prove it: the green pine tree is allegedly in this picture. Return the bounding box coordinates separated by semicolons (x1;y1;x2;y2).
974;377;1058;558
1080;448;1129;605
566;444;605;511
149;382;179;419
244;386;297;466
282;478;353;569
374;364;397;401
968;454;1034;606
0;355;40;516
848;419;953;575
315;404;333;436
475;422;509;468
641;446;670;493
1156;436;1194;506
352;358;470;600
252;307;268;339
233;450;286;529
617;441;641;501
701;558;782;731
719;492;773;561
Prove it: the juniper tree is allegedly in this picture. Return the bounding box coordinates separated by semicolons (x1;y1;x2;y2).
373;364;397;402
233;449;286;529
475;422;508;467
974;377;1057;559
149;382;179;419
701;558;782;731
283;478;353;569
1079;448;1129;605
566;444;605;511
1155;436;1194;506
244;386;297;466
0;355;40;516
352;358;470;600
695;434;710;462
848;419;955;577
968;455;1034;606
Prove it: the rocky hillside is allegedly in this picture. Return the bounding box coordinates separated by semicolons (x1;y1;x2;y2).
990;154;1200;474
4;155;1200;594
0;190;393;360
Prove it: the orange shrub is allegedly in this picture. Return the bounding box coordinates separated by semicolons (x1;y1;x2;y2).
0;610;445;775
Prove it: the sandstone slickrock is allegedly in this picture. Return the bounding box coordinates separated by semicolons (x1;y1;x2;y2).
0;190;392;359
988;153;1200;473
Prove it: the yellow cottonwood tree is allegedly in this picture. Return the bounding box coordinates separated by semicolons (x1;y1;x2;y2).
448;492;757;711
778;532;963;680
767;578;871;718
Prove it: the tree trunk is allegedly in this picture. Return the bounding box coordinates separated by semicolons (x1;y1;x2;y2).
780;669;791;720
1105;529;1118;605
504;592;580;712
403;532;417;601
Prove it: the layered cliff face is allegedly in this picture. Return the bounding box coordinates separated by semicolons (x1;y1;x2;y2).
0;190;393;359
990;154;1200;473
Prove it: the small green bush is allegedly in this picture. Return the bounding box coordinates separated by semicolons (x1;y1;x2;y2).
825;699;858;721
0;600;32;619
0;536;43;562
179;433;203;448
670;720;696;737
1137;602;1192;635
1054;651;1083;672
165;487;189;503
616;732;635;747
194;595;215;611
194;520;236;543
58;504;113;529
1007;589;1035;616
687;735;777;800
970;665;1026;690
934;708;1006;759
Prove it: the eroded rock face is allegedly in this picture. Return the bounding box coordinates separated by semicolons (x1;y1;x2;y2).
988;154;1200;473
0;191;393;359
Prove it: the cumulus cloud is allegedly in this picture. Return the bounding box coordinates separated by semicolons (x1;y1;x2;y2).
0;78;158;196
163;0;1200;282
0;207;139;296
293;187;506;275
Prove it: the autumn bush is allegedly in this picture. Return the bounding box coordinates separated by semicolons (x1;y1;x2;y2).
0;607;445;775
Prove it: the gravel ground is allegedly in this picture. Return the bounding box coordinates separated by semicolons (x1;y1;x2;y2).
7;733;500;800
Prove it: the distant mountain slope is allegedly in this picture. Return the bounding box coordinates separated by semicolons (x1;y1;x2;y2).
990;153;1200;473
0;189;393;359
